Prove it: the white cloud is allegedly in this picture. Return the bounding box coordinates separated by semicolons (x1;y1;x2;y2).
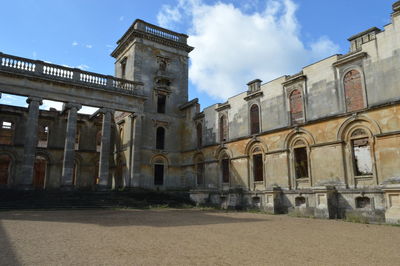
76;64;90;70
157;0;339;101
72;41;79;46
85;44;93;49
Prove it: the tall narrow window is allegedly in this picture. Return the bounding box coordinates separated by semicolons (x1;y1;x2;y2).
344;70;365;112
156;127;165;150
293;140;309;179
120;58;127;79
157;95;166;113
154;164;164;185
250;104;260;134
37;125;49;148
196;161;205;185
350;129;372;176
221;158;230;183
0;154;11;185
253;154;263;182
196;123;202;148
0;121;14;145
219;115;228;142
289;89;304;124
33;156;47;189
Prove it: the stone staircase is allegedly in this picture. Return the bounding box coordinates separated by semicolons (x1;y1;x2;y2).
0;189;194;210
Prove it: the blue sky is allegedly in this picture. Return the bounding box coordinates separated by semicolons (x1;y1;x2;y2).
0;0;395;112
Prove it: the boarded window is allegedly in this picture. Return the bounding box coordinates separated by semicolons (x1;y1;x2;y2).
289;89;304;124
157;95;166;114
344;70;364;112
154;164;164;185
222;158;230;183
37;125;49;148
33;156;47;189
0;121;14;145
196;123;202;148
250;104;260;134
356;197;371;208
253;154;263;182
156;127;165;150
197;162;204;185
352;137;373;176
294;147;308;179
219;115;228;142
0;154;11;185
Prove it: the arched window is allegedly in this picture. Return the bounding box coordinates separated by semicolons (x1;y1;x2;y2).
289;89;304;124
37;125;49;148
33;155;47;189
250;104;260;134
0;121;15;145
0;154;12;185
221;154;230;184
295;196;306;207
293;139;309;179
219;115;228;142
156;127;165;150
350;129;372;176
344;70;365;112
196;123;202;148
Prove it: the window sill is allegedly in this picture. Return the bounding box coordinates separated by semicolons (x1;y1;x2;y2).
354;175;373;180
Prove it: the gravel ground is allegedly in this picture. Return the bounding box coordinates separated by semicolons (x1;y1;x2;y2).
0;209;399;266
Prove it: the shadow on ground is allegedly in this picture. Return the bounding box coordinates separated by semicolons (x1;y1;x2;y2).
0;221;21;265
0;209;268;228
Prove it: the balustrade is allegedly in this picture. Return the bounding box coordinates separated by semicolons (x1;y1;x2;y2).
0;52;143;96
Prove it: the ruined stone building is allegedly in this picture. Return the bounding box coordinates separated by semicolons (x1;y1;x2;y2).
1;2;400;223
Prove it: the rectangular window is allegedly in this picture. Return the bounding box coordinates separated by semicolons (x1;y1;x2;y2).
294;147;308;179
197;163;204;185
157;95;166;113
120;58;127;79
0;121;14;145
222;158;229;183
352;138;373;176
253;154;263;182
154;164;164;185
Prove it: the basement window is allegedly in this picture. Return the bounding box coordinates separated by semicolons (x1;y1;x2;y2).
355;196;371;209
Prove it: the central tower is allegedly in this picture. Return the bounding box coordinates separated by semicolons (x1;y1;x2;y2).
111;19;194;189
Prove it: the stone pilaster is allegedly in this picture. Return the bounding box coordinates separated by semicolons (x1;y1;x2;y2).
129;114;143;187
61;103;82;187
20;96;42;186
98;108;114;189
313;186;337;219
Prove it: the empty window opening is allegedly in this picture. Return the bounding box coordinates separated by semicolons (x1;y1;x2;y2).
356;196;371;209
250;104;260;134
352;137;373;176
295;196;306;207
294;147;308;179
253;154;263;182
157;95;166;114
72;162;78;186
219;115;228;142
221;158;230;183
120;58;127;79
289;89;304;124
37;125;49;148
96;130;102;152
156;127;165;150
197;162;204;185
196;123;202;148
344;70;365;112
0;154;12;185
154;164;164;185
0;121;14;145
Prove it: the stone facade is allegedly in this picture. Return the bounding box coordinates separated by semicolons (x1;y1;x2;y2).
1;2;400;223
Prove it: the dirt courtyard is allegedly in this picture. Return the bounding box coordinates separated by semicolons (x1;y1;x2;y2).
0;209;399;266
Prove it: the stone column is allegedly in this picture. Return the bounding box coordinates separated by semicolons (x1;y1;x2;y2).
61;103;82;187
129;114;143;187
98;108;114;189
20;96;42;186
